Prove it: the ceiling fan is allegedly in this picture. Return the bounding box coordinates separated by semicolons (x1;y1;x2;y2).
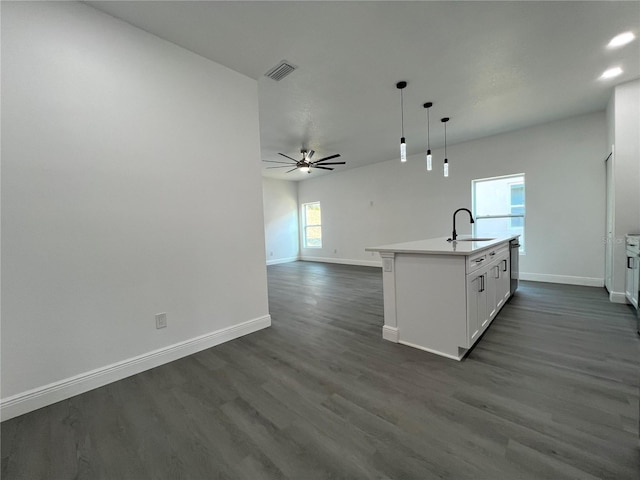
263;150;345;174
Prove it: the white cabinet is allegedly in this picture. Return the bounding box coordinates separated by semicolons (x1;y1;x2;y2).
466;269;489;345
487;261;498;321
466;245;510;348
626;253;639;309
626;236;639;309
492;250;510;312
368;235;518;361
488;263;500;320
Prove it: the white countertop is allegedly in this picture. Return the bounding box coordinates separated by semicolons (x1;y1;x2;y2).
366;235;519;256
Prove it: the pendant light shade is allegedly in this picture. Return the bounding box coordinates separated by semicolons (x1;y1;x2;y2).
441;117;450;177
423;102;433;171
397;81;408;162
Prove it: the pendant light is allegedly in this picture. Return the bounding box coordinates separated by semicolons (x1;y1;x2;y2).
423;102;433;171
441;117;450;177
396;81;407;162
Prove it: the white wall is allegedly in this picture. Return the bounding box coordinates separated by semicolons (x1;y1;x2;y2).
298;112;607;285
1;1;269;418
609;80;640;298
262;178;299;264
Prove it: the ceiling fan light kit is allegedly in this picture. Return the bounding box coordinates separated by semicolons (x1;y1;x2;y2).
262;149;345;175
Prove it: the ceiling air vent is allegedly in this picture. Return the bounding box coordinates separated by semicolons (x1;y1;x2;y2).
264;61;297;81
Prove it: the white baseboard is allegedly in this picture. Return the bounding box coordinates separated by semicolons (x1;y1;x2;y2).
520;272;604;287
0;315;271;421
608;291;629;304
266;256;299;265
398;340;463;361
300;256;382;268
382;325;399;342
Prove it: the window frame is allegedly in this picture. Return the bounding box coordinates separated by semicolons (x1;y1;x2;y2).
302;201;322;248
472;173;525;253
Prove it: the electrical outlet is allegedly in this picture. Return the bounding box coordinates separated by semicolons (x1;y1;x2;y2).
334;249;337;254
155;313;167;329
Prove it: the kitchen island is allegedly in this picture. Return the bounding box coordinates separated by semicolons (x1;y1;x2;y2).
366;235;519;360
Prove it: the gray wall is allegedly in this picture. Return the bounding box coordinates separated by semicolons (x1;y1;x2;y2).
2;2;269;410
262;178;299;264
297;112;607;285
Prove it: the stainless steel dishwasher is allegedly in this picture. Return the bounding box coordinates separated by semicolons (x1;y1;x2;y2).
509;238;520;295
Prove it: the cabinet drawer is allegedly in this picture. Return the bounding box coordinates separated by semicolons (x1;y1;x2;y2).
467;253;487;273
486;245;509;263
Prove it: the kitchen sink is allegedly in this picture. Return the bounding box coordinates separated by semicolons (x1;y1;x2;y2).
455;237;495;242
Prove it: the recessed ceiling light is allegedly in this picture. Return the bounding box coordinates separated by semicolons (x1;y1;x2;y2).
600;67;623;79
608;31;636;48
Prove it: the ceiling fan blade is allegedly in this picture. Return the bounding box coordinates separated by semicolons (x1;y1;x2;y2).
312;154;341;163
285;167;299;173
306;150;315;160
311;161;345;166
278;153;298;161
263;160;296;164
313;166;334;171
266;165;295;169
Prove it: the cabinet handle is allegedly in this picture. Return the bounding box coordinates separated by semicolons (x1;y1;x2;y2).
502;259;508;272
489;252;496;257
475;258;485;264
628;257;633;269
495;265;500;279
479;275;485;292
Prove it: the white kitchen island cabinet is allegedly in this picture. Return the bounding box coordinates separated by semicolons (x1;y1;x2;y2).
366;236;518;361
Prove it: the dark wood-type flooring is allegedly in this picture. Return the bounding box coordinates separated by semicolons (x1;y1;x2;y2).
2;261;639;479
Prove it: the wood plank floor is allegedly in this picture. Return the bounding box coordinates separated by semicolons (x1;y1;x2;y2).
2;261;639;479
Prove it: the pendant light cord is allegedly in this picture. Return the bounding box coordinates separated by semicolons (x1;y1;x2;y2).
427;108;430;149
444;121;447;157
400;89;405;137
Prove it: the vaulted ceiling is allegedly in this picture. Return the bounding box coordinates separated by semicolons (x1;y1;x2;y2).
87;1;640;180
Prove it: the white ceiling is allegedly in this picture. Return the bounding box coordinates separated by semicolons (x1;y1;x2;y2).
87;1;640;181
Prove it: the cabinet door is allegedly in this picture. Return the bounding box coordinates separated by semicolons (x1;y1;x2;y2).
466;271;487;346
625;255;635;304
487;263;499;322
632;256;639;309
497;254;511;308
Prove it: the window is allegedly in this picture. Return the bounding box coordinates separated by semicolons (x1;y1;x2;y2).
472;174;525;252
302;202;322;248
509;183;524;228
